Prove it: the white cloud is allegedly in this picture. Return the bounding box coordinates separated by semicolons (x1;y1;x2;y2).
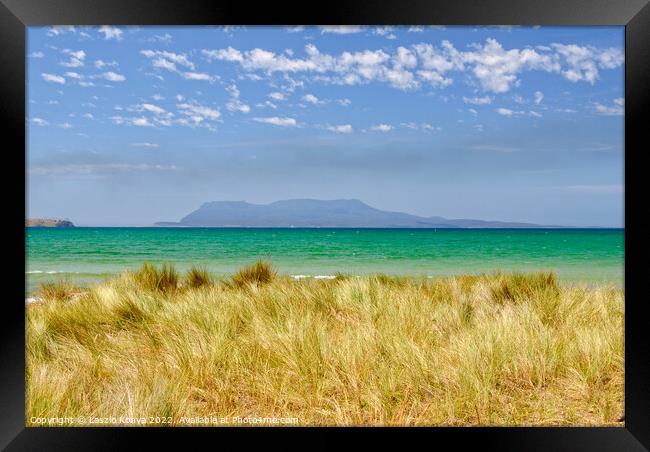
421;123;441;132
394;47;417;68
141;50;195;70
224;84;250;113
596;47;625;69
31;117;49;126
78;81;95;87
552;44;623;84
202;47;243;62
371;123;393;132
135;103;169;116
534;91;544;105
319;26;363;34
416;70;451;88
301;94;322;104
496;107;543;118
285;26;305;33
30;51;44;58
152;94;165;101
58;122;73;129
207;39;622;94
94;59;118;69
243;73;263;81
268;92;286;101
64;71;83;79
407;26;424;33
374;27;396;39
60;49;86;68
225;84;240;98
463;95;493;105
463;39;560;93
153;58;176;71
414;41;463;74
177;102;221;126
594;97;624;116
337;98;351;106
182;71;216;82
132;117;153;127
82;113;94;119
101;71;126;82
46;26;75;37
98;26;123;40
41;73;65;84
131;142;160;148
149;33;172;44
400;122;440;132
256;101;278;109
226;99;251;113
110;115;155;127
327;124;353;133
253;116;297;127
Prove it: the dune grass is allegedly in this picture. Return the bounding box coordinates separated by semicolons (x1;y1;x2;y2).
231;259;277;288
186;265;212;289
26;262;624;426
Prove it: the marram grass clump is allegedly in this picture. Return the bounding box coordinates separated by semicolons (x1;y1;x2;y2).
37;280;79;302
26;264;623;426
131;262;179;293
186;265;212;289
231;259;277;288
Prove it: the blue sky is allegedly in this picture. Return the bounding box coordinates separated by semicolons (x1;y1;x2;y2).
27;26;624;227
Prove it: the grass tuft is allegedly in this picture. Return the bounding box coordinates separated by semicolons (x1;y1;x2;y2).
231;259;277;288
490;271;559;304
132;262;179;293
186;266;212;289
38;280;78;302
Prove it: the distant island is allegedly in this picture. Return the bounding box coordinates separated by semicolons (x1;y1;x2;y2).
26;218;75;228
155;199;562;228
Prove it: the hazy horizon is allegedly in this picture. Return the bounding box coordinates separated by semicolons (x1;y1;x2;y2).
27;26;624;227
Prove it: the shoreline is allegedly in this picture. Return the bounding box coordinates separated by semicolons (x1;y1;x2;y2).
25;268;625;294
25;267;624;304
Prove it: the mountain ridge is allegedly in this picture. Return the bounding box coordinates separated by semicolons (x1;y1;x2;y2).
155;199;564;228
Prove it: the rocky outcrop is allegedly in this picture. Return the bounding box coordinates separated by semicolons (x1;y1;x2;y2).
26;218;75;228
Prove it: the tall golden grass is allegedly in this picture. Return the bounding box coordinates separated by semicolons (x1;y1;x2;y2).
26;261;623;426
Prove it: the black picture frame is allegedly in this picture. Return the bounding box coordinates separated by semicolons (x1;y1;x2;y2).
2;0;648;449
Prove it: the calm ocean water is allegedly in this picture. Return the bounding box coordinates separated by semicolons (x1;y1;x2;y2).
25;228;624;293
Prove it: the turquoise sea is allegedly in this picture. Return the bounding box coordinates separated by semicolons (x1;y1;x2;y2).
25;228;624;294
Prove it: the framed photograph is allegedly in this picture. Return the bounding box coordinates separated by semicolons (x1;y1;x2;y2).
3;0;649;449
